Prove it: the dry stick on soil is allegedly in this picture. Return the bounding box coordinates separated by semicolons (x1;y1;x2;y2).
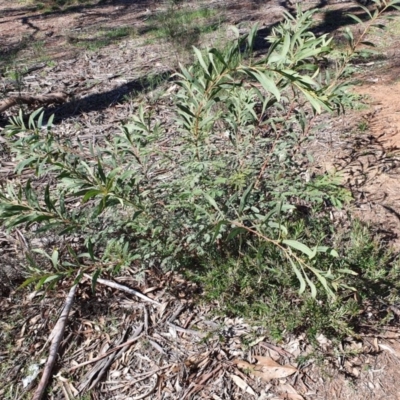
86;324;144;391
83;273;161;306
31;280;79;400
108;365;173;391
182;364;223;400
129;375;159;400
68;333;145;371
0;92;68;113
167;322;207;337
78;329;130;392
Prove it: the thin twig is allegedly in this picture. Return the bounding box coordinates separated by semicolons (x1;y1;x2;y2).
31;280;78;400
168;303;185;323
182;364;223;400
85;325;143;391
84;273;161;306
130;375;159;400
108;364;173;390
167;322;206;337
68;333;144;371
78;329;130;392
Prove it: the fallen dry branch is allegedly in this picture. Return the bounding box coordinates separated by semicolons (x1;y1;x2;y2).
0;92;68;113
32;281;78;400
84;273;161;306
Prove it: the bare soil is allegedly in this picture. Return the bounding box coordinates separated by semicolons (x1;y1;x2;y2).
2;1;400;399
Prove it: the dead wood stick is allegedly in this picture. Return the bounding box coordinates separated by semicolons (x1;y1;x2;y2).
83;273;161;306
31;281;78;400
168;303;185;323
79;331;129;392
68;333;144;371
87;324;144;391
167;322;206;337
108;364;173;391
0;92;68;113
182;364;223;400
117;368;168;389
130;375;159;400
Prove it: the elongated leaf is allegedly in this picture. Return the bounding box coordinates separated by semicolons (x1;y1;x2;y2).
239;182;254;214
51;250;59;270
176;103;196;118
44;274;62;284
228;226;247;240
83;189;103;203
92;269;101;293
0;204;31;213
300;90;323;114
309;266;335;298
28;108;43;129
337;268;358;276
36;221;66;234
47;113;55;128
193;47;210;77
280;32;291;61
7;214;48;228
18;275;43;290
268;221;288;236
209;48;228;70
316;246;339;257
16;157;37;174
212;220;227;242
288;257;306;294
88;240;95;261
37;110;44;129
247;23;259;50
254;71;281;101
303;267;317;298
44;184;55;212
203;192;222;214
345;13;364;24
97;159;107;184
33;248;51;259
283;239;313;258
355;5;372;17
360;41;376;47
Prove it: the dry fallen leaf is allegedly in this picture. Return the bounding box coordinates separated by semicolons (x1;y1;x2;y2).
316;333;332;350
234;356;297;382
277;383;304;400
285;338;302;357
230;374;257;397
264;348;281;361
158;301;169;317
379;342;400;358
184;351;210;368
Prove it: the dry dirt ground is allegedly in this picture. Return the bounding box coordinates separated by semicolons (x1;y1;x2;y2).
2;0;400;399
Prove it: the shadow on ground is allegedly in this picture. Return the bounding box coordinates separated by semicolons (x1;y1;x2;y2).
51;70;171;121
